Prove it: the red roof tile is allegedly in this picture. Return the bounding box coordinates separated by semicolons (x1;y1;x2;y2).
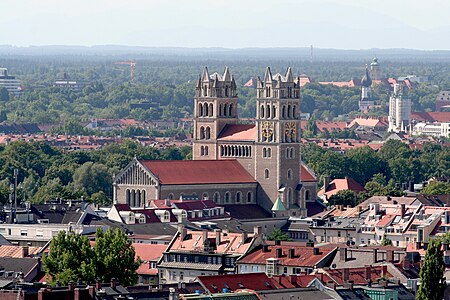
217;124;256;141
141;159;256;185
326;266;391;285
318;177;365;198
198;273;282;292
376;214;396;227
411;112;450;123
301;164;316;182
239;244;334;267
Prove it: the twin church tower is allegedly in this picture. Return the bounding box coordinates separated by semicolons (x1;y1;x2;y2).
192;67;313;216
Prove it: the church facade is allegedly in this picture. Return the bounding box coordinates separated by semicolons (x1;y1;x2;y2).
113;67;318;217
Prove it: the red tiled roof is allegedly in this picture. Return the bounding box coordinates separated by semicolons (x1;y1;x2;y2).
133;243;167;262
198;273;282;292
411;112;450;123
217;124;256;141
239;244;334;267
0;246;41;258
319;81;357;88
272;274;318;288
326;266;391;285
301;164;316;182
318;177;365;198
376;214;396;227
141;159;256;185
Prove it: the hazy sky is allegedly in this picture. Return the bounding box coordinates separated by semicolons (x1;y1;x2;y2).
1;0;449;49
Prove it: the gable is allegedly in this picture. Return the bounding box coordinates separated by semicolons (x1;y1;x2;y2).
114;158;158;186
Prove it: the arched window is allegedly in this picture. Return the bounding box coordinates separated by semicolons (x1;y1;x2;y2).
305;190;310;201
272;105;276;118
220;145;224;156
200;127;205;139
287;169;292;180
168;193;174;200
290;148;294;158
142;190;146;205
219;104;223;117
293;105;297;118
205;127;211;139
130;190;136;207
247;192;253;203
224;103;228;116
229;104;233;117
225;86;229;97
204;146;209;156
267;104;271;118
126;189;131;206
224;192;231;203
201;146;205;156
288;104;292;118
202;193;209;200
287;188;293;205
209;103;214;117
267;148;272;157
282;105;286;118
264;169;270;179
199;103;203;117
213;192;220;203
263;148;267;158
236;192;242;203
203;86;207;97
261;105;265;118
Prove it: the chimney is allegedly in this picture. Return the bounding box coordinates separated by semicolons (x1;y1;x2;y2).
178;225;187;241
202;230;208;244
373;248;378;263
215;229;222;246
313;247;320;255
110;278;117;290
74;288;82;300
288;248;295;258
343;268;350;282
95;279;102;290
254;226;262;237
241;231;248;244
22;246;29;257
276;248;283;258
381;265;388;278
365;265;371;281
339;248;347;262
400;204;406;218
324;176;330;191
386;249;394;263
409;181;415;192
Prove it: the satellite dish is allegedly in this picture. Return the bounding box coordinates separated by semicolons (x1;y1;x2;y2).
331;264;336;269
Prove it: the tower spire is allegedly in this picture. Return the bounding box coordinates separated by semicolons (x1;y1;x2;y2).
264;67;273;83
201;67;210;82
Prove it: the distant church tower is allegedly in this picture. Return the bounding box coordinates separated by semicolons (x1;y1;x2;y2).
359;65;374;114
388;83;411;133
370;57;381;80
192;67;238;160
255;67;305;216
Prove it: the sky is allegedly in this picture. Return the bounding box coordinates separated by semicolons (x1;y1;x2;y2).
0;0;449;50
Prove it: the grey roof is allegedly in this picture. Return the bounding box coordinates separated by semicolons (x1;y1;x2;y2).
0;257;39;278
335;287;371;299
258;288;335;300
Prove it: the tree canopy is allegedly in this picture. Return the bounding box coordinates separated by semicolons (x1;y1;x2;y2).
416;239;446;300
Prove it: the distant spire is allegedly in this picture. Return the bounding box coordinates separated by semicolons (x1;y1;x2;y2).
285;67;293;82
201;67;210;82
223;66;232;81
361;64;372;87
264;67;273;83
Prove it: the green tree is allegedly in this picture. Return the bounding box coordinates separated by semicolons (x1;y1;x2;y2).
381;235;392;246
0;87;10;102
422;181;450;195
72;162;112;196
90;191;111;206
416;239;446;300
42;231;95;285
328;190;359;207
267;228;291;241
93;228;140;286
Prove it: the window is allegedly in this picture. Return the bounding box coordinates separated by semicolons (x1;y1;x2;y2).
225;192;231;203
264;169;270;179
236;192;242;203
180;272;184;281
168;193;174;200
287;169;292;180
21;230;28;236
247;192;253;203
213;192;220;203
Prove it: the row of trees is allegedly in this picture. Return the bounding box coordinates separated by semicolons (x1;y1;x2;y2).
0;140;191;205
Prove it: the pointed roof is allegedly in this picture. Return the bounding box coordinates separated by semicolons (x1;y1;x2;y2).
361;65;372;87
201;67;210;82
223;66;232;81
285;67;293;82
272;197;287;211
264;67;273;83
256;76;263;88
196;75;201;88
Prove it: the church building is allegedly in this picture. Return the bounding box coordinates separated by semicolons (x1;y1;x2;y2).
113;67;318;217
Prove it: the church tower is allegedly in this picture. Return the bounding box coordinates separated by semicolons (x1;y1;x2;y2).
254;67;304;215
359;65;374;114
370;57;381;80
193;67;238;160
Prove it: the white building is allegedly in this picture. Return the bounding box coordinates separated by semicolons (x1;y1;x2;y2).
0;68;22;97
412;122;450;138
388;84;411;133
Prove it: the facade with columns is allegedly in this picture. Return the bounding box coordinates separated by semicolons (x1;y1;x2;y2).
113;67;317;217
